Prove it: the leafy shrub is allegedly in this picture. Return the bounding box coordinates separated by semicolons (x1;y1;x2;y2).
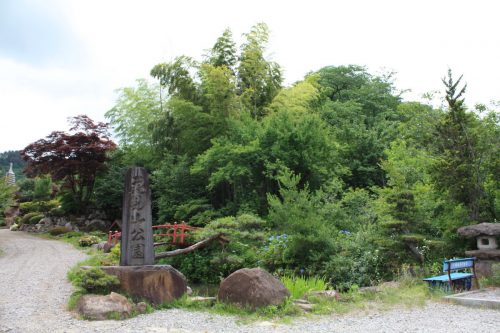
481;263;500;287
109;243;121;263
16;178;35;202
79;235;101;247
0;219;6;227
33;176;52;201
259;234;289;271
321;227;385;290
49;226;72;236
20;212;41;225
48;207;65;217
266;170;337;274
19;200;59;214
28;213;44;225
161;245;230;285
74;267;120;294
281;275;328;299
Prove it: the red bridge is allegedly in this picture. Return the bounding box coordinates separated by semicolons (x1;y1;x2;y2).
108;222;199;247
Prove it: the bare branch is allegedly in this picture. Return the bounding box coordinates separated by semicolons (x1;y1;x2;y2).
154;234;228;259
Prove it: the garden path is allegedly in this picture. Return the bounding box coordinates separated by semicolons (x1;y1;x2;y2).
0;229;499;333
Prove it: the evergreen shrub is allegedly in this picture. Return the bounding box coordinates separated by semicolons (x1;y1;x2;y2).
75;267;120;294
79;235;101;247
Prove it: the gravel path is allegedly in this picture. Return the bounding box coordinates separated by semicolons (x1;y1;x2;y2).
1;229;499;333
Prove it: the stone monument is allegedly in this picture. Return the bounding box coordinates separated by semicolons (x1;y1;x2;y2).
458;222;500;279
120;167;154;265
97;167;187;304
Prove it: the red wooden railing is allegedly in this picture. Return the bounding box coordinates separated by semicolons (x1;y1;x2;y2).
108;230;121;245
153;222;199;246
107;222;199;246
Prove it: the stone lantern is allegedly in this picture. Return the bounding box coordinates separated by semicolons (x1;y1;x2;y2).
457;222;500;278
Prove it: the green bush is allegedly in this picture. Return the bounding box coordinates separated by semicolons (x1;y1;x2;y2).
19;200;59;214
33;176;52;201
28;213;44;225
20;212;41;225
49;226;72;236
74;267;120;294
0;219;6;227
321;227;385;290
79;235;101;247
48;207;65;217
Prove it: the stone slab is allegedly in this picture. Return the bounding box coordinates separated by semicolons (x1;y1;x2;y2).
92;265;187;304
444;288;500;310
465;249;500;260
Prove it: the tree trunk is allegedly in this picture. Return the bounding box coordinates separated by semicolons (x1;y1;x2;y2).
154;234;228;259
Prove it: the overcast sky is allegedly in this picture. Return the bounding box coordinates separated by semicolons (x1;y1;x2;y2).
1;0;499;153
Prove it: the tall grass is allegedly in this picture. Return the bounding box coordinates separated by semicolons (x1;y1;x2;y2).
281;275;328;299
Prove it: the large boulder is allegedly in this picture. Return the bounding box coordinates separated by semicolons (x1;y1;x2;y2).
218;268;290;309
458;223;500;237
98;265;187;304
76;292;133;320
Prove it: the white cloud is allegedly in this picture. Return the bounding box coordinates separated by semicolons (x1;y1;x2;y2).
1;0;499;152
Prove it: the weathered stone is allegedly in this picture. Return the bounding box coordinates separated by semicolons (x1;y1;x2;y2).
120;167;154;266
76;292;133;320
39;217;53;226
359;286;380;294
477;236;498;250
218;268;290;309
98;265;187;304
134;302;148;314
465;249;500;260
190;296;216;304
64;222;73;230
475;260;497;279
4;205;19;227
56;217;68;226
92;241;114;253
186;286;193;295
9;224;19;231
306;290;341;300
293;298;310;304
457;223;500;237
86;219;106;231
295;302;314;312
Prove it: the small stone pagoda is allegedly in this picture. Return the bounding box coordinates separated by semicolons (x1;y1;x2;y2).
5;163;15;185
458;222;500;278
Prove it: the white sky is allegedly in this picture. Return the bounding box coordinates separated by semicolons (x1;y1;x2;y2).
1;0;499;152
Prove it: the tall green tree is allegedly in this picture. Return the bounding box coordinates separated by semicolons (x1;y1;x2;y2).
105;79;162;167
433;70;485;222
238;23;282;118
315;65;402;188
205;28;237;71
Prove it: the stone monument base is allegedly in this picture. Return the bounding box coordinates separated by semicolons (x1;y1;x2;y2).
89;265;187;304
465;249;500;279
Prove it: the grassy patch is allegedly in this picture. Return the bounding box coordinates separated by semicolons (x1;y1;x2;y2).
281;275;328;299
157;275;439;322
39;230;108;249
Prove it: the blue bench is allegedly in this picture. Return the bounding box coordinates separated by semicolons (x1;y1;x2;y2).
423;257;477;291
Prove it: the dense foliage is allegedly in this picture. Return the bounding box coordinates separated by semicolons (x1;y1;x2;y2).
101;24;499;287
3;23;498;289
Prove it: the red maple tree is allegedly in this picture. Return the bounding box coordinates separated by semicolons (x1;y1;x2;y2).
21;115;117;212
